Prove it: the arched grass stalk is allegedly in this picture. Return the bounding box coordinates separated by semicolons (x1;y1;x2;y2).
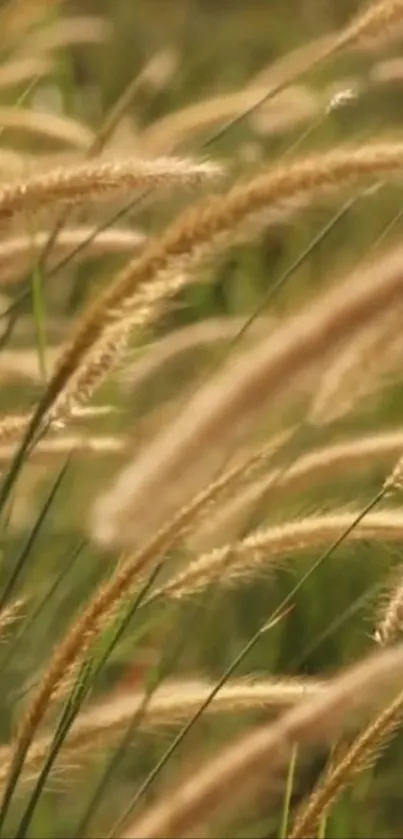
202;0;403;148
108;610;288;839
0;56;51;89
0;441;280;829
0;156;221;224
0;456;72;611
193;429;403;550
121;643;403;839
23;15;112;55
0;227;146;287
0;106;94;149
93;238;403;548
0;677;324;794
155;510;403;602
4;458;392;834
289;684;403;839
0;434;126;467
310;305;403;425
0;540;86;673
12;557;170;839
34;144;403;437
119;316;271;394
0;599;25;637
374;564;403;644
107;489;391;838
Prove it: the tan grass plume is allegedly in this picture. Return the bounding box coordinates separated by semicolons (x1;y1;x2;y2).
26;143;403;454
289;683;403;838
192;429;403;550
310;306;403;425
0;107;94;150
122;643;403;838
374;565;403;645
119;317;271;394
155;510;403;601
6;439;284;792
0;227;146;287
0;57;52;89
0;677;325;793
91;237;403;548
0;156;221;225
0;435;126;468
21;15;112;55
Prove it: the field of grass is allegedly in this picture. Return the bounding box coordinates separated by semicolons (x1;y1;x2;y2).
3;1;403;836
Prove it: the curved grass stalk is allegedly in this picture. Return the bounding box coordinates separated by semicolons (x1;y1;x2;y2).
156;510;403;601
122;644;403;839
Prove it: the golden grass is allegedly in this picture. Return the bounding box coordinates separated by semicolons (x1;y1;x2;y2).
193;429;403;550
374;566;403;644
0;156;222;224
4;2;403;836
0;57;52;89
289;684;403;838
155;510;403;601
36;143;403;445
0;677;325;794
21;15;112;55
0;227;146;287
123;644;403;839
0;107;94;150
92;242;403;548
0;434;126;467
310;306;403;424
8;439;284;786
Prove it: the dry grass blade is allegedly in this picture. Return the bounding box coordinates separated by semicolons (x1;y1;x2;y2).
156;510;403;601
143;85;320;154
193;429;403;550
251;33;337;89
0;227;146;287
122;643;403;839
119;317;272;393
289;684;403;838
0;107;94;150
0;57;52;89
0;156;221;225
0;0;64;42
21;15;112;54
23;142;403;455
0;677;325;793
92;239;403;548
0;435;126;468
2;3;403;836
374;565;403;645
310;307;403;425
6;441;279;794
248;85;320;139
371;56;403;83
0;415;33;445
0;599;25;637
343;0;403;48
51;274;193;418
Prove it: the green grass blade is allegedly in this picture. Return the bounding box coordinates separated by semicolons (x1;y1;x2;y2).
107;611;285;838
30;259;48;383
0;456;72;610
0;539;86;672
279;744;298;839
11;561;165;837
